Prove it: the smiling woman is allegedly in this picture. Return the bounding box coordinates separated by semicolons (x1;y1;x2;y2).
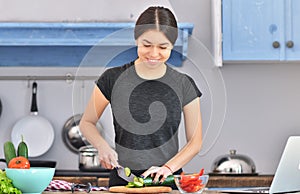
79;6;202;189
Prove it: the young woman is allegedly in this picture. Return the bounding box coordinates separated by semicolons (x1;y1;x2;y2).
79;6;203;188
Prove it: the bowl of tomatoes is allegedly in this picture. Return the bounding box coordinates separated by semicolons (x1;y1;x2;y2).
5;166;55;194
174;169;209;193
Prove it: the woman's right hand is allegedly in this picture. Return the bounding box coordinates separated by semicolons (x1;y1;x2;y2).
97;144;119;169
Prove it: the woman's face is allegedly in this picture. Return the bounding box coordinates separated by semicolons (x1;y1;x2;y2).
136;30;173;68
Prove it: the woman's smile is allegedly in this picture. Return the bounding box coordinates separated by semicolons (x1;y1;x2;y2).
136;29;173;69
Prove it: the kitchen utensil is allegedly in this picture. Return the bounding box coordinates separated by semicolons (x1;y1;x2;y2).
0;158;56;168
116;166;136;182
71;183;92;193
109;186;172;193
0;97;2;118
211;149;256;175
78;145;108;172
62;114;104;153
11;82;55;157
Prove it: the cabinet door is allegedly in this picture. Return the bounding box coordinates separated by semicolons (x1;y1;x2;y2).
222;0;283;61
285;0;300;60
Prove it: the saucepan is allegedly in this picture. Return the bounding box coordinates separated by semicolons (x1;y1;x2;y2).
62;114;107;171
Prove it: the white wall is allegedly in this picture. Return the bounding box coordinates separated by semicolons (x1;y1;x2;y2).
0;0;300;174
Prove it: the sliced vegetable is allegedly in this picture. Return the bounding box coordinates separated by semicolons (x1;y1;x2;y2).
8;156;30;169
124;167;131;177
17;135;28;159
3;141;17;165
178;168;205;192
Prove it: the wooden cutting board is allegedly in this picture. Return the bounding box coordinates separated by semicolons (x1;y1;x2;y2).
109;186;172;193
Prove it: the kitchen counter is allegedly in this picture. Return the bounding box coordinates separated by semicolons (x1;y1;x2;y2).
53;173;274;188
55;169;110;178
207;174;273;188
54;169;110;186
43;190;219;194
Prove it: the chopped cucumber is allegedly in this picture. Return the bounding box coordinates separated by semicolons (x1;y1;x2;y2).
133;181;143;188
124;167;131;177
125;182;135;188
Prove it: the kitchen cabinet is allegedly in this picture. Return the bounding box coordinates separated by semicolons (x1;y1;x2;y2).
222;0;300;61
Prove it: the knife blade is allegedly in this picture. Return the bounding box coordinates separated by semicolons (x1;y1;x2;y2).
116;166;137;182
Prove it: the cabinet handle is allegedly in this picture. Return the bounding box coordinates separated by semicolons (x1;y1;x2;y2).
286;41;294;48
272;41;280;48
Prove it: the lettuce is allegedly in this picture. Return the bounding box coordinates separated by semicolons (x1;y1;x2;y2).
0;170;22;194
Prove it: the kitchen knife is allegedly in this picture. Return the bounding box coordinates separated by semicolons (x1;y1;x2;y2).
116;166;137;182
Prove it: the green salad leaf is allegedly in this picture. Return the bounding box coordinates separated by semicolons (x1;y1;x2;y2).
0;170;22;194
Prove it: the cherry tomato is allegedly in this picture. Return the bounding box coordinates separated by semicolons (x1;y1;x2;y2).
8;156;30;169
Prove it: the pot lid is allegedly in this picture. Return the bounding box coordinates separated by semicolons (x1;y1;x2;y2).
79;145;98;152
211;149;256;174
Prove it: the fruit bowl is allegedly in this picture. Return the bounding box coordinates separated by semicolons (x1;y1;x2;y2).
5;167;55;194
174;174;209;193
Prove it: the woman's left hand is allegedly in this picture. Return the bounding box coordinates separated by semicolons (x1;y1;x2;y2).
141;166;173;183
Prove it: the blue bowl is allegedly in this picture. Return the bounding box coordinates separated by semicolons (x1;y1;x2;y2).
5;167;55;194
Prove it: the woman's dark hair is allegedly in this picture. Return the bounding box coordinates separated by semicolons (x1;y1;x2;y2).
134;6;178;45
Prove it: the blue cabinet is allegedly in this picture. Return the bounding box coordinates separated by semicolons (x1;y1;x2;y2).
222;0;300;61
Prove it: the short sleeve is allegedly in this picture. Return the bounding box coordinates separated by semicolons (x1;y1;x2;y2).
95;69;114;101
182;75;202;106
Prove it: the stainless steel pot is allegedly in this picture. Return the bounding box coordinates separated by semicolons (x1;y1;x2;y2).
78;145;107;172
211;149;256;174
62;114;103;153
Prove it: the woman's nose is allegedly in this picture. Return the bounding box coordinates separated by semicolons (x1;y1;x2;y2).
149;46;160;57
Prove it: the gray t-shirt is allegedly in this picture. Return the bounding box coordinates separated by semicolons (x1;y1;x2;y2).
96;61;201;170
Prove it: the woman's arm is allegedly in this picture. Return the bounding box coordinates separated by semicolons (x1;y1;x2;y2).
166;97;202;170
141;97;202;182
79;85;118;169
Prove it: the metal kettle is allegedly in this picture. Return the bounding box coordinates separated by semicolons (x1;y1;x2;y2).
211;149;256;174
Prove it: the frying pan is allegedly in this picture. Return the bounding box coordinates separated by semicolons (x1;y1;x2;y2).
0;158;56;168
0;97;2;118
11;81;55;157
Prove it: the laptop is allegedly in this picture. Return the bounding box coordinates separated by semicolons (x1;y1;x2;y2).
217;136;300;194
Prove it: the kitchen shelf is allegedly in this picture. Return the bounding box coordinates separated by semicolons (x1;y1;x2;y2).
0;22;194;67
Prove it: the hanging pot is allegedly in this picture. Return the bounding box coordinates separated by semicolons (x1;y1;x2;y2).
210;149;257;175
0;97;2;118
62;114;103;153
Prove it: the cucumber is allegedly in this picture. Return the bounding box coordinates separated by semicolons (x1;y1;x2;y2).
143;175;174;186
17;136;28;158
3;141;17;165
124;167;131;177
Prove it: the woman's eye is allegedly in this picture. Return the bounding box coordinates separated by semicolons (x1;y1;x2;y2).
143;44;151;47
160;47;167;50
